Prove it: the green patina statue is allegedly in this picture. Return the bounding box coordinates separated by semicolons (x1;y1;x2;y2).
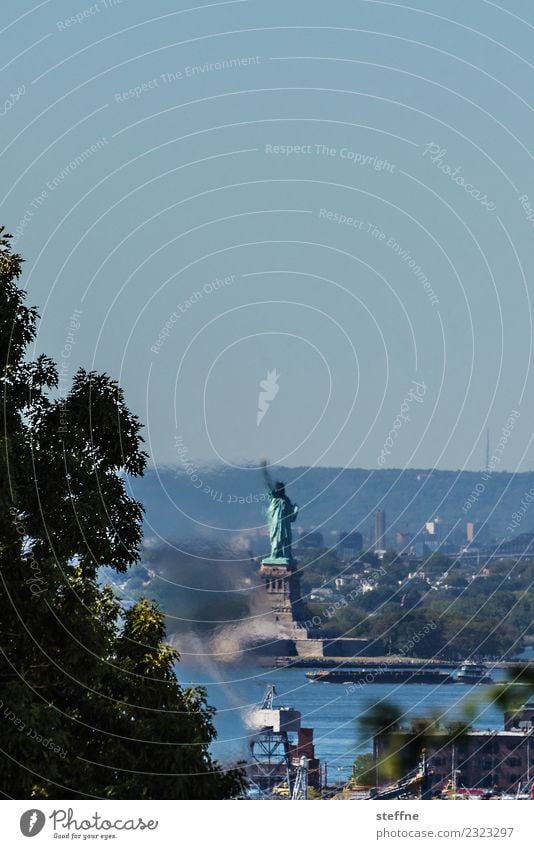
261;459;299;561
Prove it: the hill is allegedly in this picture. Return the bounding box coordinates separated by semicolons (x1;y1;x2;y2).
127;465;534;544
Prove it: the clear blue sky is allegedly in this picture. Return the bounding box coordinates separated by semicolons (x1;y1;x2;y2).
2;0;534;473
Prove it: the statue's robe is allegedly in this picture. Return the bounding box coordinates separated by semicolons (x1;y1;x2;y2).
266;492;298;559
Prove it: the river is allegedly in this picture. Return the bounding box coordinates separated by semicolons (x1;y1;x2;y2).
177;657;509;782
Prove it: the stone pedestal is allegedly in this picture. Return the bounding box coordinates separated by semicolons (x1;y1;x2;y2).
259;559;294;615
258;557;328;655
259;556;305;627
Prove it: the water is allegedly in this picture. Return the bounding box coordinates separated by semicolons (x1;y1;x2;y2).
177;659;507;781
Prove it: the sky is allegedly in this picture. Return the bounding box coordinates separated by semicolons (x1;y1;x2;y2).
2;0;534;473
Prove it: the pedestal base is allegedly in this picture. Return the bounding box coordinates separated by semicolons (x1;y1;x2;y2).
259;557;303;621
261;557;294;566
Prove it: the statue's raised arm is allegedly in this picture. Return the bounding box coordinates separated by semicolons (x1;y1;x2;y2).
261;458;275;497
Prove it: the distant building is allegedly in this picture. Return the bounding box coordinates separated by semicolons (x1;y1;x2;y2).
289;727;321;790
424;516;453;551
375;703;534;794
399;535;429;557
465;521;493;547
309;587;335;601
297;529;324;549
425;516;449;539
505;702;534;731
337;531;363;560
374;510;386;551
496;533;534;557
395;531;410;551
376;730;534;793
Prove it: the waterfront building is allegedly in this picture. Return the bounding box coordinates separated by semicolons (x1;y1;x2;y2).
374;703;534;794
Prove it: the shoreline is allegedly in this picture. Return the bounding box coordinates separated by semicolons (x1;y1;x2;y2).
271;655;531;670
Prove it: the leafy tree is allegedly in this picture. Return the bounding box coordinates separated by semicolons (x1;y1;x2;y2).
440;617;519;661
421;553;452;577
400;582;426;608
0;229;244;799
319;604;369;638
358;701;403;782
364;607;443;658
298;548;345;595
352;752;375;785
358;585;397;612
379;550;409;583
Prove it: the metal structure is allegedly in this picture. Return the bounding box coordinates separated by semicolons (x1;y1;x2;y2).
374;749;432;800
292;756;309;800
260;685;275;710
249;729;293;798
246;685;301;799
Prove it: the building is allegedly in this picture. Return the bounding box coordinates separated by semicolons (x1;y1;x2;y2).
375;730;533;793
395;530;410;551
374;510;386;551
505;702;534;731
495;533;534;558
296;529;324;549
374;703;534;794
289;727;321;790
337;531;363;560
466;521;477;544
247;685;321;794
424;516;453;551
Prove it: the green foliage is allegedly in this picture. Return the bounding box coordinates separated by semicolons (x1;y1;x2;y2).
359;700;403;738
352;752;375;785
375;712;474;784
298;548;346;595
421;553;453;576
487;665;534;713
319;604;369;638
0;231;244;799
297;539;532;660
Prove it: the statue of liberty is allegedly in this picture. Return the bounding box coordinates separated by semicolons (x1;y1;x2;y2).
261;459;299;561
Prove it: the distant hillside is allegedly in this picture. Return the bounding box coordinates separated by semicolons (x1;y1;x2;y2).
127;465;534;543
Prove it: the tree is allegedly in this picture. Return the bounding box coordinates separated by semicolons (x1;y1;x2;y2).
352;752;375;785
379;550;408;583
440;617;519;661
421;553;452;578
299;548;344;595
0;228;244;799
